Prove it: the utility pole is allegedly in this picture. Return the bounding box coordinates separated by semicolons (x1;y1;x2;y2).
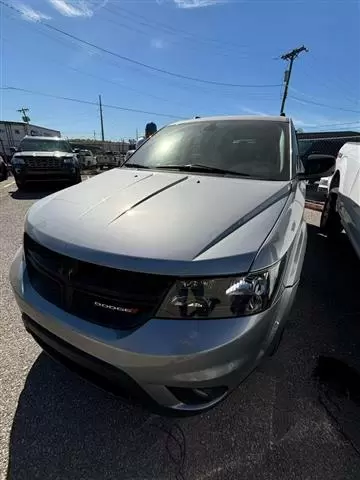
99;95;105;143
17;107;30;134
280;45;308;116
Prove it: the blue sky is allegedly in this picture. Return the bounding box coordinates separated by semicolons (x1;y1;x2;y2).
0;0;359;140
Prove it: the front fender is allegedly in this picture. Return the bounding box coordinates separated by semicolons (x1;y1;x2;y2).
251;181;306;273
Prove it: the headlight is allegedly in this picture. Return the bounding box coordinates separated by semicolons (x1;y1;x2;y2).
319;177;329;186
63;156;76;164
156;260;285;319
12;158;25;165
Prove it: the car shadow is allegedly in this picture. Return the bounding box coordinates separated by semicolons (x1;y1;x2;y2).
269;223;360;460
10;184;70;200
6;353;191;480
6;223;360;480
81;168;101;176
306;184;326;203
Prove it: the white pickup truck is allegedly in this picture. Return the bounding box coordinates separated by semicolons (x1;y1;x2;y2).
78;149;97;169
320;142;360;258
97;151;120;170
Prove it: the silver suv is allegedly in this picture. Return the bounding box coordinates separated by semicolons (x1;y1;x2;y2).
10;116;334;413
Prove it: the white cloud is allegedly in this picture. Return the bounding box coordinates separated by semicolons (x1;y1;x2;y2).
151;38;165;49
48;0;108;18
241;106;322;128
174;0;226;8
292;117;318;128
17;4;51;22
241;107;269;117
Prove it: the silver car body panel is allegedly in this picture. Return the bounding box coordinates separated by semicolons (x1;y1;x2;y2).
25;168;292;276
170;115;289;125
252;180;307;275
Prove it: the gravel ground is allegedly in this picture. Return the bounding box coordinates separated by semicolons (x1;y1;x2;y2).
1;178;360;480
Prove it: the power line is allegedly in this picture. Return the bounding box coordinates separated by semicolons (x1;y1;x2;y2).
2;86;188;120
318;121;360;127
102;5;265;60
289;95;360;114
41;25;281;88
1;27;194;108
2;15;277;104
100;9;239;60
306;53;360;105
307;121;360;129
8;85;360;130
1;0;281;89
289;86;360;112
105;4;252;52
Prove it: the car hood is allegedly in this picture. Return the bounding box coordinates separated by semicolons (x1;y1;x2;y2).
26;169;291;276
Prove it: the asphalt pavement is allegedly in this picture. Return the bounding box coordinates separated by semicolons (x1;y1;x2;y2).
1;177;360;480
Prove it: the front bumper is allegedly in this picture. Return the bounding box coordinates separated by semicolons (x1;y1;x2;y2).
10;248;298;412
12;167;78;183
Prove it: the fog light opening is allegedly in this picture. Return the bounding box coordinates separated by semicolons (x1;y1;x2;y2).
168;386;228;406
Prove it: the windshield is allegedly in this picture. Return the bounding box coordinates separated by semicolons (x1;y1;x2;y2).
125;120;290;180
19;139;73;153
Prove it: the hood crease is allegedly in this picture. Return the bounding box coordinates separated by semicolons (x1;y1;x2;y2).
108;174;189;225
194;183;291;259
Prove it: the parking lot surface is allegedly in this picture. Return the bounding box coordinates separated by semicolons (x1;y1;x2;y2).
1;177;360;480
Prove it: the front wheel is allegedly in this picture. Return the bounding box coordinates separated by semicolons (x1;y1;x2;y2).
0;163;8;181
320;190;343;239
70;170;82;185
15;179;26;190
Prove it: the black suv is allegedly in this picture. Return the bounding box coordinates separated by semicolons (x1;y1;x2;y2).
11;136;81;190
0;154;8;181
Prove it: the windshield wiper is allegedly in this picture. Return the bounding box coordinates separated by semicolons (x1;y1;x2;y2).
123;163;150;169
154;164;251;176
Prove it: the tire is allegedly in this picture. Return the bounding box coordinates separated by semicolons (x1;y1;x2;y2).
15;179;26;190
1;162;7;180
320;190;343;239
70;170;82;186
0;163;8;181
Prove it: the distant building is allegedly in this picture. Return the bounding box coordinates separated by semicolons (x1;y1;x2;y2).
0;121;61;158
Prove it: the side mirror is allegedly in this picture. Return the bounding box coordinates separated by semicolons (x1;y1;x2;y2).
10;146;17;154
298;154;336;181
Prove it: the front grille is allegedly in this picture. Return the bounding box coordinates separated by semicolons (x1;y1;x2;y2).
24;234;174;329
24;157;64;169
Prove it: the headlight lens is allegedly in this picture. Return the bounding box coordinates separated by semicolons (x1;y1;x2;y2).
156;260;285;319
12;158;25;165
319;177;330;186
63;156;76;163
